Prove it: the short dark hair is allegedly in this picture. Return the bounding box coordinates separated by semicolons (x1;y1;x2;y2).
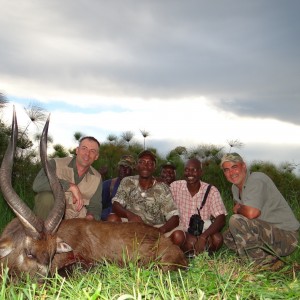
79;136;100;148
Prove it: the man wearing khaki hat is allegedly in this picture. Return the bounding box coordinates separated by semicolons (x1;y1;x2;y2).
221;152;299;266
101;155;136;220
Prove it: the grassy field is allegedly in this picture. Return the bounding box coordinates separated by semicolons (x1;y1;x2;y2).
0;197;299;299
0;166;299;299
1;249;299;299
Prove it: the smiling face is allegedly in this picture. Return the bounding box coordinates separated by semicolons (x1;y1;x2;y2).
76;138;99;169
222;161;247;189
184;159;202;185
161;166;176;185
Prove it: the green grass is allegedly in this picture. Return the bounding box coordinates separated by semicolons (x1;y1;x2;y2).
1;250;300;299
1;189;300;299
0;164;299;299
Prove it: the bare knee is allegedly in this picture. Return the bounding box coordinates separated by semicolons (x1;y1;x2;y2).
170;230;185;247
209;233;223;251
181;233;197;253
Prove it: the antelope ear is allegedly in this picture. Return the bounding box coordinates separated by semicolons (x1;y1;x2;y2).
56;237;73;253
0;238;14;258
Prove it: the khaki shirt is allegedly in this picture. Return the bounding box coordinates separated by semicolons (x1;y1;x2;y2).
33;157;102;220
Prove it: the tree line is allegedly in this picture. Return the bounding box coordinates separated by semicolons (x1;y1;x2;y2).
0;93;299;228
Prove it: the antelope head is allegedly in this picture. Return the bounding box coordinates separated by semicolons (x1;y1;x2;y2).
0;108;71;281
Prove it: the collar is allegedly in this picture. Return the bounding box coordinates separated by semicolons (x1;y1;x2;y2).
69;156;95;176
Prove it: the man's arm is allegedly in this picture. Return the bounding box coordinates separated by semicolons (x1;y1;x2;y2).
86;179;103;221
200;214;226;240
234;203;261;219
195;214;226;254
33;159;71;192
158;215;179;234
112;201;143;222
32;159;54;192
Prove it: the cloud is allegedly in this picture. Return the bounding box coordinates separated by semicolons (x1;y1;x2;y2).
0;1;300;171
214;96;300;126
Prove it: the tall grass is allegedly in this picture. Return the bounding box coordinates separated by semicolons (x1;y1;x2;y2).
0;186;299;299
1;251;299;299
0;160;299;298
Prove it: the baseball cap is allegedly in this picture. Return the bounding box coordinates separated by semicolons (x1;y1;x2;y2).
118;154;136;169
138;150;157;163
220;152;244;167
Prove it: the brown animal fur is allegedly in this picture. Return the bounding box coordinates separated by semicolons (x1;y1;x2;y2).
52;219;187;272
0;218;187;280
0;219;58;280
0;110;187;281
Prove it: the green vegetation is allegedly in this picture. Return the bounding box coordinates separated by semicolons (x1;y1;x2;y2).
0;251;299;299
0;150;299;298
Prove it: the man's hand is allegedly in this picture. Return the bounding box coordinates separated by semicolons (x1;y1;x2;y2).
194;236;207;255
69;183;84;211
233;203;261;219
127;211;143;223
86;214;94;220
158;215;179;234
233;203;241;214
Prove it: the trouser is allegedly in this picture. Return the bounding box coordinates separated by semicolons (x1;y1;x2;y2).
33;191;88;220
223;214;299;262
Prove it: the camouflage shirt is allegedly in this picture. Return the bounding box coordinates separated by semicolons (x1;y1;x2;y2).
112;175;179;225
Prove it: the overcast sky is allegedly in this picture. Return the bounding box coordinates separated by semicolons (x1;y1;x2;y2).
1;1;299;171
